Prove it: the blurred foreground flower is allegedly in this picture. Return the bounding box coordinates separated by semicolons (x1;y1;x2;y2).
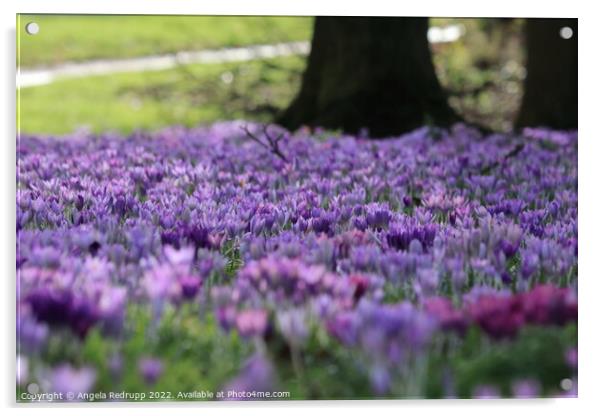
50;365;96;398
138;357;163;385
222;354;276;400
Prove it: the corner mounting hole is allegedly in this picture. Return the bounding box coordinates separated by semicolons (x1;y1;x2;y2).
560;26;573;40
25;22;39;35
560;378;573;391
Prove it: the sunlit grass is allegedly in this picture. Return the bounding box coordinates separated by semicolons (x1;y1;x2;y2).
18;55;306;135
18;15;312;67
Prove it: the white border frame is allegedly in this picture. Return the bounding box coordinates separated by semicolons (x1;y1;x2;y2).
2;1;600;415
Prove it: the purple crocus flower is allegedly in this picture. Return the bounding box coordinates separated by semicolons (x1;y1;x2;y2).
326;311;359;346
26;288;99;338
138;357;163;385
235;309;268;338
277;308;309;347
68;296;100;339
17;312;49;353
50;364;96;398
511;379;541;398
468;294;524;339
423;297;467;335
179;276;202;299
565;347;578;370
222;354;275;400
365;205;391;230
369;364;391;395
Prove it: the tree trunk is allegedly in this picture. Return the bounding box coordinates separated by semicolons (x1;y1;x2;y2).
276;17;458;137
516;19;577;129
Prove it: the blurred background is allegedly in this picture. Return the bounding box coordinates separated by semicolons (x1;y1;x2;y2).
16;15;543;135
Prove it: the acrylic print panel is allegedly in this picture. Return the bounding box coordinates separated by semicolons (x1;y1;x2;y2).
16;14;577;402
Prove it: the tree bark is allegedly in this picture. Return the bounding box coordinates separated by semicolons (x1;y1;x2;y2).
276;17;458;137
516;19;577;130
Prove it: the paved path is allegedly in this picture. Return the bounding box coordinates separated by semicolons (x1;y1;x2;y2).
18;41;311;88
18;25;463;89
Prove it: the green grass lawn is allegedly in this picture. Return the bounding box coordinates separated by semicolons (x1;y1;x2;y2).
18;55;306;135
17;14;311;135
18;15;312;67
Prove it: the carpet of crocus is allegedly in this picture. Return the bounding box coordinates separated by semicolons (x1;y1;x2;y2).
16;122;577;401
